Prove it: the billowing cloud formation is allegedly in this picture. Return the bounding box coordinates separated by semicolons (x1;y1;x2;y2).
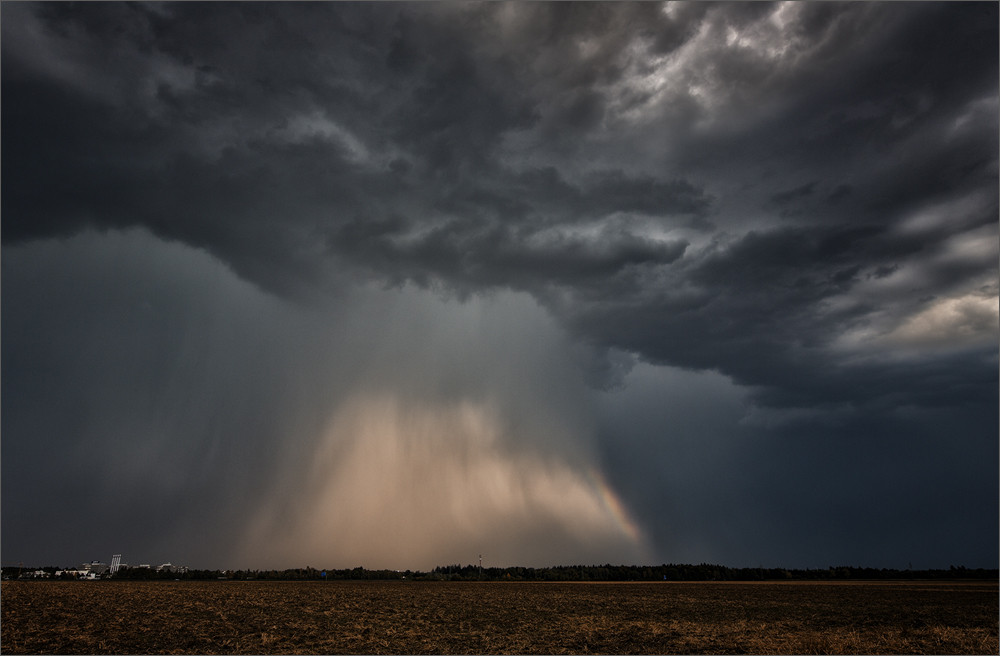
4;2;995;400
3;2;997;570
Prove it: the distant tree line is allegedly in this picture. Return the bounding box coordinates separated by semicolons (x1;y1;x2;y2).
4;563;997;582
420;563;999;582
110;566;410;581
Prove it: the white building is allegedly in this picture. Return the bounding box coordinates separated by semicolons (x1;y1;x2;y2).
156;562;188;574
83;560;109;575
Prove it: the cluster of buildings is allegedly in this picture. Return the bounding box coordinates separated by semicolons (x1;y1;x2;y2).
14;555;188;580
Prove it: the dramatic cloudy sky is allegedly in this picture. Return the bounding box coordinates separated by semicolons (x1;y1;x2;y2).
3;2;997;572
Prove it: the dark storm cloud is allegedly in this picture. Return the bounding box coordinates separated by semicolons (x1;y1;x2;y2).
4;2;994;395
0;230;310;565
597;365;998;569
2;228;645;569
3;2;997;568
2;1;715;303
770;181;818;206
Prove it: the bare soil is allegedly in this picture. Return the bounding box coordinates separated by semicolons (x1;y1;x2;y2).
2;580;996;654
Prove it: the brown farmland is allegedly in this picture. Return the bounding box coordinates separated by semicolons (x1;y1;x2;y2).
2;580;997;654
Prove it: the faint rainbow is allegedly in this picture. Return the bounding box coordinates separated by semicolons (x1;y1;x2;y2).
587;467;643;544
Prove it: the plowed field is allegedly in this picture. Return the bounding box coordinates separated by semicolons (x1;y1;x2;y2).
2;580;996;654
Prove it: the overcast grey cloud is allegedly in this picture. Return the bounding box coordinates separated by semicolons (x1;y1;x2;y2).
3;2;997;571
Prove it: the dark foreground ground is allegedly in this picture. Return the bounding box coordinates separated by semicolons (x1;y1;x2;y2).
2;580;997;654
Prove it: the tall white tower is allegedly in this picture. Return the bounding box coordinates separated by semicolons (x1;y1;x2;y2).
110;554;122;574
